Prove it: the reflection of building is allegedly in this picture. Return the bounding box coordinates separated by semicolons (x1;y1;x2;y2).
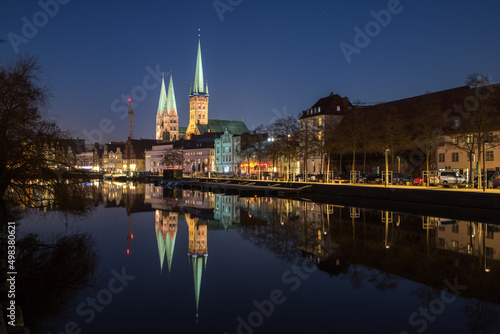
123;138;159;173
186;213;208;319
435;221;500;261
298;202;337;261
214;194;240;230
155;210;178;274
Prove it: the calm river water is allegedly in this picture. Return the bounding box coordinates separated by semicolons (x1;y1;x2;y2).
17;181;500;334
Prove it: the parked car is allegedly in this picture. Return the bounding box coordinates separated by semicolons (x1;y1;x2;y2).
413;177;425;186
332;174;350;182
473;171;496;187
492;171;500;188
426;170;466;184
360;173;380;184
393;173;413;185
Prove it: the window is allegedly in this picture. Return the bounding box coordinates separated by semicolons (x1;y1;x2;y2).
451;153;459;162
318;131;322;140
486;150;494;161
466;134;473;144
486;247;494;258
451;136;458;145
486;228;494;239
318;117;322;126
438;153;445;162
453;119;460;128
452;224;459;233
438;238;445;247
452;240;459;251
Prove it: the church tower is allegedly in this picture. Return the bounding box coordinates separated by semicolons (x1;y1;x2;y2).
156;74;179;141
186;39;209;139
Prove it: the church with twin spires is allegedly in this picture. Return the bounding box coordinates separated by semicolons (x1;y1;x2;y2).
155;38;248;141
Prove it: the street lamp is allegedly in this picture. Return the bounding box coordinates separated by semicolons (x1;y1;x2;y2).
483;138;489;191
287;134;291;182
385;148;389;187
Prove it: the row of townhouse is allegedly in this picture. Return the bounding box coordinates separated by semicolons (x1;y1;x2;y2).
145;130;270;176
92;138;160;173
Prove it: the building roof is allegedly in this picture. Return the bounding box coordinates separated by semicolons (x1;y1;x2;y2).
165;73;177;116
105;142;126;154
157;76;167;118
336;83;500;145
126;139;160;159
190;39;208;96
196;119;249;135
299;93;352;120
179;127;187;133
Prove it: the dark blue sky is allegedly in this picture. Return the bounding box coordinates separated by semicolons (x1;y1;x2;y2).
2;0;500;143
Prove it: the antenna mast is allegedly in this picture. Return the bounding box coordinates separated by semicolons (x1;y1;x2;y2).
128;98;134;139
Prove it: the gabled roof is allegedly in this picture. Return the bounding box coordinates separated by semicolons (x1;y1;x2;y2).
126;139;160;159
105;142;126;154
299;93;352;120
196;119;249;136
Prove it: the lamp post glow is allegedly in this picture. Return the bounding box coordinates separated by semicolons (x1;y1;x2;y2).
483;139;489;191
287;134;291;182
385;148;389;187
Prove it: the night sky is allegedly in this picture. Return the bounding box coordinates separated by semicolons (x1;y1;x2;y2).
1;0;500;143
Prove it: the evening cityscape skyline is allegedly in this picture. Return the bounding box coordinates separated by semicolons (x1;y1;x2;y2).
1;0;500;142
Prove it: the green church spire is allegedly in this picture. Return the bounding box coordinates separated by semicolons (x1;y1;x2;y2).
156;230;166;274
192;39;207;95
165;230;177;274
157;75;167;117
165;73;177;116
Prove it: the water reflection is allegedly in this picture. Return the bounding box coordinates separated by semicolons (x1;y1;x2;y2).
20;181;500;332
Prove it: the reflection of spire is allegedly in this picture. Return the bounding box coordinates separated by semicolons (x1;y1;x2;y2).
165;222;177;274
155;210;178;275
155;211;166;274
186;213;208;319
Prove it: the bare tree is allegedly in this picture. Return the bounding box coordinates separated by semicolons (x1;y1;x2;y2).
269;115;299;180
161;149;183;169
0;55;82;210
297;116;321;181
461;72;499;187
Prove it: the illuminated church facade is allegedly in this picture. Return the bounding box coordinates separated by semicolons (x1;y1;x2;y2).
155;39;248;141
